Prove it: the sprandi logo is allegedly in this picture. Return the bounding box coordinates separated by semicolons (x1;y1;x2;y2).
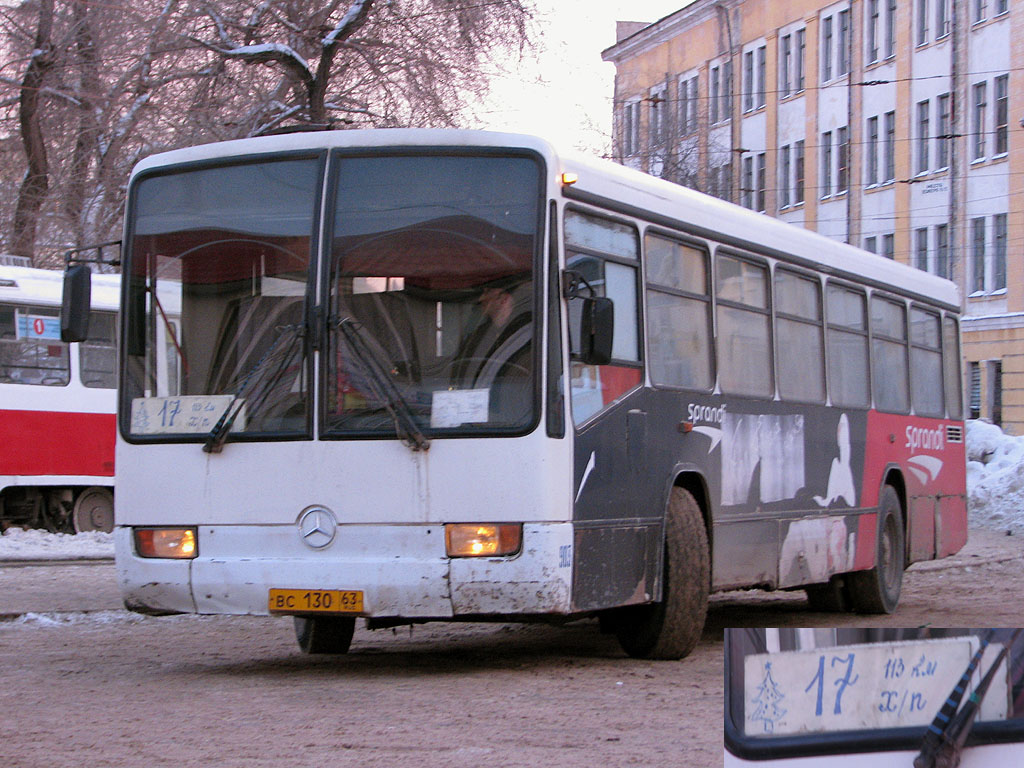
688;402;727;424
906;425;945;453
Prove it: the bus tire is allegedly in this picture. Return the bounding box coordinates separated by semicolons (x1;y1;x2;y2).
72;487;114;533
293;616;356;654
614;487;709;660
847;485;904;614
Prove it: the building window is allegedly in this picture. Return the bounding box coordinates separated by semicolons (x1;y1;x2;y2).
867;0;880;63
756;152;766;212
722;60;733;121
679;75;699;135
780;34;792;97
649;85;666;147
779;144;791;208
756;45;767;108
917;100;930;174
742;155;754;209
917;0;929;45
994;212;1007;290
975;0;987;23
972;216;986;292
969;361;981;419
822;16;833;81
838;10;851;75
937;0;950;37
796;29;806;92
623;99;641;156
867;116;879;185
882;233;895;260
711;66;720;124
996;0;1008;14
937;93;952;169
795;140;805;204
884;111;895;182
837;126;849;193
995;74;1008;156
936;223;950;278
915;227;929;270
973;82;987;159
885;0;897;58
743;50;754;112
821;130;833;197
865;236;877;254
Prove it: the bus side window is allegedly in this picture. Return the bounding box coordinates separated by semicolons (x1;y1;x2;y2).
910;307;943;417
775;269;825;403
716;254;772;397
871;295;910;414
826;284;870;408
644;232;714;391
81;311;117;389
942;316;963;420
564;210;642;425
0;303;70;386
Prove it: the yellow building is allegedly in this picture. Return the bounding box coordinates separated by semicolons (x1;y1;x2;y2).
603;0;1022;431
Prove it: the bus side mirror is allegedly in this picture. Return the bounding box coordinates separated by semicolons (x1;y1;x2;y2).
61;264;92;342
579;296;614;366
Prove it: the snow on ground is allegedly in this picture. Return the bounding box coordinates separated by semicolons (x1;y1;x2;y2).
0;420;1020;559
0;528;113;561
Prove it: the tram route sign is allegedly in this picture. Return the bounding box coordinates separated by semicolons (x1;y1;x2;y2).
744;637;1009;736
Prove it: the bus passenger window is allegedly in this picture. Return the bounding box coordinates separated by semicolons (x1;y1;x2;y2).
0;304;70;386
81;311;117;388
871;296;910;414
644;233;713;391
826;285;870;408
910;307;943;417
774;270;825;403
716;254;772;397
943;316;963;419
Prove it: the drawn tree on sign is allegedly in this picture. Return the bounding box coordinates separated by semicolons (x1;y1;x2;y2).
749;661;788;733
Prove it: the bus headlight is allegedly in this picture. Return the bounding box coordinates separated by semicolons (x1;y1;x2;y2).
134;527;198;559
445;524;522;557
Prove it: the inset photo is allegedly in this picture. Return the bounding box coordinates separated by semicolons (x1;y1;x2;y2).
725;628;1024;767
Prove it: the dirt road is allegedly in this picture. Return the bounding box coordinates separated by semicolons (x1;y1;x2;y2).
0;529;1020;768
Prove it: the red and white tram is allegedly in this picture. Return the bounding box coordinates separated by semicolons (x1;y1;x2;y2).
0;263;120;532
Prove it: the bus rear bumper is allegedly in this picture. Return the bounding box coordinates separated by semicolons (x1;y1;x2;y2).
115;523;575;619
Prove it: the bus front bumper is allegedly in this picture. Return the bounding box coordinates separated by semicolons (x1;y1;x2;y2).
115;523;575;619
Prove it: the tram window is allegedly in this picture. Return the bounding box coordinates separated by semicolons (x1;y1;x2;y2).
0;304;70;386
871;295;910;414
81;311;117;389
943;316;963;419
910;307;943;417
716;254;772;397
826;284;870;408
775;269;825;403
645;233;713;391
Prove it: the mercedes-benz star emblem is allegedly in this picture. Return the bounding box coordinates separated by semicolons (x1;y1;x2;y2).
297;506;337;549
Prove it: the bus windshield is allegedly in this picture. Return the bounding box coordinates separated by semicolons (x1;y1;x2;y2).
325;154;541;437
121;151;542;442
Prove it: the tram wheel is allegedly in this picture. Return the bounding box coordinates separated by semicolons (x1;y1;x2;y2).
612;486;709;660
72;487;115;533
847;485;904;614
294;616;356;654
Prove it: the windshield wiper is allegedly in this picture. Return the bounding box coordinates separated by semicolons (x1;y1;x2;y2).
204;323;303;453
914;628;1022;768
333;316;429;452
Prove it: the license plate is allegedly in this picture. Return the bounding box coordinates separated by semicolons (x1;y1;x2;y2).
268;588;364;615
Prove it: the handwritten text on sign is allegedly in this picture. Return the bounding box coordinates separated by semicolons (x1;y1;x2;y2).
131;395;246;435
744;637;1008;736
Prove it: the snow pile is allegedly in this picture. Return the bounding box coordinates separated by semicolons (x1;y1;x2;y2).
0;528;113;561
966;419;1024;532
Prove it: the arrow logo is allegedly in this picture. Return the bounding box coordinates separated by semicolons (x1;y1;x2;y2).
692;425;723;453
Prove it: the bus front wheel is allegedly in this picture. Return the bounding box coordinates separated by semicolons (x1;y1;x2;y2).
613;486;709;660
847;485;904;614
293;616;356;654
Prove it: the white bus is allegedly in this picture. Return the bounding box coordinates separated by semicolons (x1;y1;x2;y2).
64;129;965;658
725;628;1024;766
0;264;120;532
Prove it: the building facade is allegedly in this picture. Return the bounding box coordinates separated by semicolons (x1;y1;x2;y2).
602;0;1023;431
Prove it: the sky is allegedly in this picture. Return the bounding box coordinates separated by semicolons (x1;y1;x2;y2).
478;0;693;156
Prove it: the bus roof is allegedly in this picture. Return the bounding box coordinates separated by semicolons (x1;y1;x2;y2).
131;128;960;311
0;265;120;313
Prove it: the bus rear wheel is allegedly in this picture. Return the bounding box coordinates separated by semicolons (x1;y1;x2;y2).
613;487;709;660
847;485;904;614
293;616;356;654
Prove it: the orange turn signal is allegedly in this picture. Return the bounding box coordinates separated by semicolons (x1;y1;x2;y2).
445;524;522;557
134;527;197;559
